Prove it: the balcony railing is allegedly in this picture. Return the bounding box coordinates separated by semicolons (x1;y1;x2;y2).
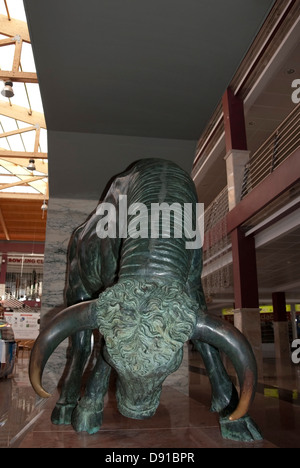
204;186;228;233
241;103;300;199
202;187;232;295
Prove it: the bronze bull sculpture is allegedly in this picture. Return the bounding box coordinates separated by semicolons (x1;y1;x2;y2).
29;158;262;441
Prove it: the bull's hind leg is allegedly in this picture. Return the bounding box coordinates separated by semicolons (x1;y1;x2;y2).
192;340;262;441
51;329;92;425
192;340;237;412
72;345;111;434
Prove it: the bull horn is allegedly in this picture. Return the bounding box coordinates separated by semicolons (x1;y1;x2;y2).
29;300;98;399
191;313;257;421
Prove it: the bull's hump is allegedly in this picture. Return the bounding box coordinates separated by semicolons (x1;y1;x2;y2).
119;160;197;282
119;237;190;282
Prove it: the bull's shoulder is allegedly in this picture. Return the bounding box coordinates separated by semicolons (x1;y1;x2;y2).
186;248;207;310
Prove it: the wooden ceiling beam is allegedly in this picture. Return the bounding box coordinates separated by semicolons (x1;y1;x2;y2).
0;199;45;205
0;70;38;83
0;206;44;211
0;15;31;43
12;36;23;73
34;126;41;153
0;125;37;139
0;192;46;200
0;217;46;224
2;225;46;231
1;218;46;228
0;207;10;240
0;222;46;228
0;36;15;46
2;223;46;228
0;150;47;159
0;175;46;190
0;207;45;213
0;102;46;128
0;234;45;241
0;156;48;174
0;16;47;244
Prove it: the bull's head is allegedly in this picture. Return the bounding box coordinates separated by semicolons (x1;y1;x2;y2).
96;279;197;419
29;279;257;423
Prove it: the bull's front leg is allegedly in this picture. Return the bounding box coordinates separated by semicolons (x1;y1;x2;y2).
51;329;93;425
192;321;263;442
192;340;238;412
71;344;112;434
193;340;262;441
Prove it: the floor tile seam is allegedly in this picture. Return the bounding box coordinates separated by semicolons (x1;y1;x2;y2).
189;365;300;406
29;425;219;434
9;410;46;447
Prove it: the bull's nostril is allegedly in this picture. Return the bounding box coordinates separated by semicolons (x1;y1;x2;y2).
117;400;158;420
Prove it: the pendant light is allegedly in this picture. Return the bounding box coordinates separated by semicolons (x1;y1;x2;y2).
27;159;36;171
1;80;14;98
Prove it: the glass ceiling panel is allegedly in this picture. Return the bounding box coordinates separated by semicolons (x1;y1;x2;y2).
0;0;27;22
1;185;39;194
0;0;48;196
0;175;19;183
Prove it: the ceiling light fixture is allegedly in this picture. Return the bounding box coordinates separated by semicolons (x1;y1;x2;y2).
41;188;48;219
41;199;48;219
27;159;36;171
1;80;14;98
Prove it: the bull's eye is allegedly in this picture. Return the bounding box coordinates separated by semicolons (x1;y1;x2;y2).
106;337;114;347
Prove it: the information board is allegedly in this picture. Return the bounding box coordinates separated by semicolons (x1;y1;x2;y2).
4;312;40;339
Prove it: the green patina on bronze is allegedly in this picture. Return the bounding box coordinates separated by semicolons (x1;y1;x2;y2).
29;158;262;441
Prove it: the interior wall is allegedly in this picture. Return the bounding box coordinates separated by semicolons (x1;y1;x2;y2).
48;130;197;200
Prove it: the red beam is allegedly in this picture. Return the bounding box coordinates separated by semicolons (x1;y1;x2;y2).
222;87;248;153
0;241;44;254
227;148;300;233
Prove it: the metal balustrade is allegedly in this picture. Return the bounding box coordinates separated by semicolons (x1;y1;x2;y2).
241;103;300;199
204;186;229;232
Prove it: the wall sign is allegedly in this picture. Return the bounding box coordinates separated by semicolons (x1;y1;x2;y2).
4;312;40;339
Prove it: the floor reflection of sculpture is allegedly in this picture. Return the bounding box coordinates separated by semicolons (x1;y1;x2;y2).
29;158;262;442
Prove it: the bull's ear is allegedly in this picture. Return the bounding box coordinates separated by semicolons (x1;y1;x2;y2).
29;300;99;398
191;314;257;421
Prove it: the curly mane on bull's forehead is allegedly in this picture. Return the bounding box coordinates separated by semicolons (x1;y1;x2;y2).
96;279;198;372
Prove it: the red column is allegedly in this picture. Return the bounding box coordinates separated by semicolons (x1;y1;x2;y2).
0;253;7;297
272;291;290;361
222;87;248;153
272;292;286;322
222;87;259;310
231;228;259;309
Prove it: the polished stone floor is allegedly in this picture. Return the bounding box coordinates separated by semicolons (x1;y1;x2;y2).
0;346;299;449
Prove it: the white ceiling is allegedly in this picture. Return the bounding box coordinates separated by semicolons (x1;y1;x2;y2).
24;0;275;140
22;0;276;199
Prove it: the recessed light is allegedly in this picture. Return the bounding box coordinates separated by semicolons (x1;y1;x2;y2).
286;68;296;75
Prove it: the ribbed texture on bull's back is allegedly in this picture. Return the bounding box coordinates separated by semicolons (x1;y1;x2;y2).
119;159;198;283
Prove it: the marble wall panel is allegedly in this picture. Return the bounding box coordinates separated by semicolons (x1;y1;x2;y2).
41;197;98;322
41;197;98;393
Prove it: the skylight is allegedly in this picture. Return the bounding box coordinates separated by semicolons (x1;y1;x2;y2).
0;0;48;197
